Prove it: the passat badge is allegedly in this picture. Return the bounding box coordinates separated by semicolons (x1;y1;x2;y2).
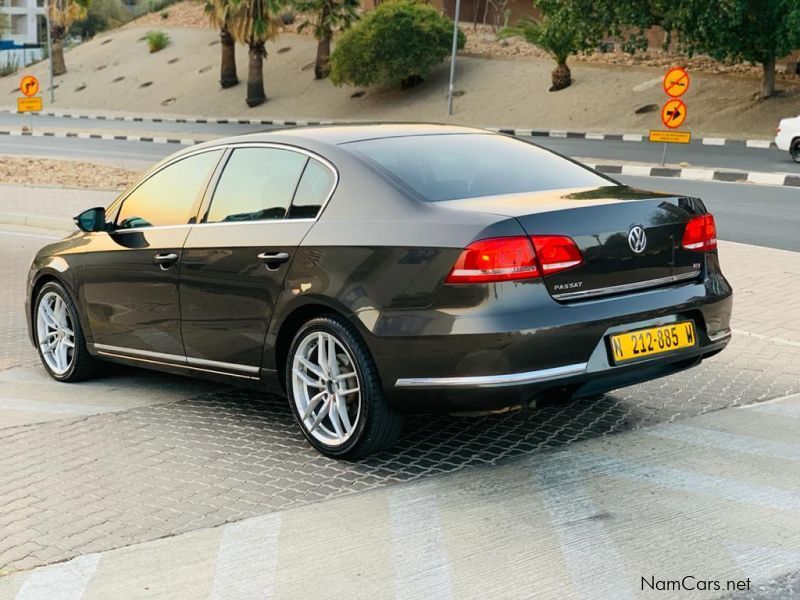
628;225;647;254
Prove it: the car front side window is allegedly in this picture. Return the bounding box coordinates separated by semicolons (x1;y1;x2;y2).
115;150;223;229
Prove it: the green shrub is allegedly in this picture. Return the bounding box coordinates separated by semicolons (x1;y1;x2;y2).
330;0;465;88
70;0;131;40
160;10;169;18
145;30;170;52
0;54;19;78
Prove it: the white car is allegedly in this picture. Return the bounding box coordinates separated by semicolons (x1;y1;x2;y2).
775;115;800;162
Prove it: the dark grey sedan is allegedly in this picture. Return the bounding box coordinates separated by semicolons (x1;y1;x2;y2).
26;124;732;458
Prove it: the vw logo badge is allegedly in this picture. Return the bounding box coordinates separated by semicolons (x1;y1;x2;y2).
628;225;647;254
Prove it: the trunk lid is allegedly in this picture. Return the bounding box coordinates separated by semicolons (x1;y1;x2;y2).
438;185;707;301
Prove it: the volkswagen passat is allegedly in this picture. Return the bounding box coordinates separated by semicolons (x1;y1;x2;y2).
26;125;732;458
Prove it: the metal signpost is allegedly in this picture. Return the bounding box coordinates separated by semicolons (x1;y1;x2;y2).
447;0;462;116
649;66;691;164
18;75;43;132
45;9;55;103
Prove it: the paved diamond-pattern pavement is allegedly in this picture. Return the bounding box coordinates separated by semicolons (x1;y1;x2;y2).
0;228;798;575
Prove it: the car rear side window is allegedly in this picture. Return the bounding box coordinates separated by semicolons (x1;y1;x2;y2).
288;158;335;219
206;147;308;223
115;150;223;229
342;133;609;202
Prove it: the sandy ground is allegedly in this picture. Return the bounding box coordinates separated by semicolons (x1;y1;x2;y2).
0;156;139;189
1;25;799;138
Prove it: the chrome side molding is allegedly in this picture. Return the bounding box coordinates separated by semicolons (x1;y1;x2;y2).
553;270;701;301
395;363;587;389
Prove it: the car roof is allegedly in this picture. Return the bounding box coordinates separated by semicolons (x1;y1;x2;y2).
195;123;495;150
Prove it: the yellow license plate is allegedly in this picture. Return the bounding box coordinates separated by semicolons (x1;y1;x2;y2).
609;321;696;363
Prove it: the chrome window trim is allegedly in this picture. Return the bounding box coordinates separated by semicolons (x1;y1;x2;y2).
552;270;701;301
92;343;260;377
198;141;339;227
100;142;339;233
394;362;587;389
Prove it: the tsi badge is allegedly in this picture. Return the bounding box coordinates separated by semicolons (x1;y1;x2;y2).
628;225;647;254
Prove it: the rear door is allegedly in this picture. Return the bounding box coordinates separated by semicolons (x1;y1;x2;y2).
178;145;336;376
80;149;223;360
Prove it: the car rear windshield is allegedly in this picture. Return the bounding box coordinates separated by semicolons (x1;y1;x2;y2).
342;133;610;202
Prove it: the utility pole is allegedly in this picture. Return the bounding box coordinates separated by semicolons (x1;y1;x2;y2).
446;0;461;116
45;7;54;103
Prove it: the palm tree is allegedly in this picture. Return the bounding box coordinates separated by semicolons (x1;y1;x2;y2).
48;0;90;76
294;0;359;80
229;0;282;106
206;0;239;88
499;13;584;91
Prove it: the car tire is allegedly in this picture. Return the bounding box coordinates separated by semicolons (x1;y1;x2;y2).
285;315;403;459
791;139;800;163
33;281;97;382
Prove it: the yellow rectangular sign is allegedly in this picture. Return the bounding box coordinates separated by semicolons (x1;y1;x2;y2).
649;130;691;144
17;96;43;113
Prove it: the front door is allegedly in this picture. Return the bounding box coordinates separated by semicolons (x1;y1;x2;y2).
80;149;224;361
179;146;336;375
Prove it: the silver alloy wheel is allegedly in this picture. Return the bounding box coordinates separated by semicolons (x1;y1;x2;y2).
36;291;75;375
291;331;361;446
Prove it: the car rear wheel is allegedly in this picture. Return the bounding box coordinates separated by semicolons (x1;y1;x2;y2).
791;139;800;163
34;281;97;382
286;315;403;458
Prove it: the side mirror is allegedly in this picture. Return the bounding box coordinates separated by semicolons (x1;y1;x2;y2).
74;207;107;233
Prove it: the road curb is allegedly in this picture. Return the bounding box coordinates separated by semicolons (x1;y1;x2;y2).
0;107;776;149
582;161;800;187
1;128;795;188
0;212;73;233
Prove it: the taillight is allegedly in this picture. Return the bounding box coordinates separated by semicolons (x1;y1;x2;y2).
446;237;539;284
445;235;583;284
682;213;717;251
531;235;584;274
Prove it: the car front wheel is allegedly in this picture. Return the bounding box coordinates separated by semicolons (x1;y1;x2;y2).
286;315;403;458
34;281;97;382
791;139;800;163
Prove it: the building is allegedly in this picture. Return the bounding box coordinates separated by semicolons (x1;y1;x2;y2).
0;0;47;66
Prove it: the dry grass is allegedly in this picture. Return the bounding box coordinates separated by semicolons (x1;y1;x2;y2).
0;157;140;189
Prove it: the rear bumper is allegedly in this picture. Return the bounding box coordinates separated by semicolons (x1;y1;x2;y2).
362;266;733;413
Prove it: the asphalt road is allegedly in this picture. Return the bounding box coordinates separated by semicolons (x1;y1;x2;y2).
1;111;797;173
1;132;798;251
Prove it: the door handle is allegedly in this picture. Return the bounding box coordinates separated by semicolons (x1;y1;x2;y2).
257;251;290;270
154;252;179;269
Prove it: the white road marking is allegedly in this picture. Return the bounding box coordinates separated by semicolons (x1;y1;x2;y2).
726;542;800;583
680;168;715;180
732;328;800;348
746;140;772;149
586;453;800;511
586;132;606;140
620;165;652;176
531;453;635;600
0;398;119;415
622;133;643;142
0;230;59;240
702;137;727;145
390;483;452;600
745;404;800;419
211;513;282;600
747;172;786;185
15;553;100;600
644;424;800;461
